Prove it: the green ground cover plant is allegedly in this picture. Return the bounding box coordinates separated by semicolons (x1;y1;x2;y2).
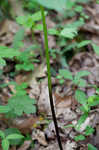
0;0;99;150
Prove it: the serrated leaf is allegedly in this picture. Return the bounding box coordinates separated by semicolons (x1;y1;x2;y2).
92;43;99;55
8;95;36;116
59;69;73;80
74;135;85;141
77;40;91;48
88;144;97;150
0;106;10;113
6;134;24;140
60;27;77;39
2;139;9;150
36;0;67;12
75;90;87;105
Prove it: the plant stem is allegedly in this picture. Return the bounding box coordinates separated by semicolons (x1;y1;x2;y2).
40;5;63;150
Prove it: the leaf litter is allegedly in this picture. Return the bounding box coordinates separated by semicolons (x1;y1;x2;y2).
1;1;99;150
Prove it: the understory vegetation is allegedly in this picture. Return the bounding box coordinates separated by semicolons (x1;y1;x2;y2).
0;0;99;150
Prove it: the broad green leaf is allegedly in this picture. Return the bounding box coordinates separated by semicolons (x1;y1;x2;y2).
88;144;97;150
60;27;77;39
59;69;73;80
92;43;99;55
75;90;87;105
0;46;20;66
75;71;90;80
75;113;88;130
2;139;9;150
5;128;22;146
0;130;5;139
12;28;25;49
77;40;91;48
0;46;20;58
74;135;85;141
36;0;67;12
0;106;10;113
6;134;24;140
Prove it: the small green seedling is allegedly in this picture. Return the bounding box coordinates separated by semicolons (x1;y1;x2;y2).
0;130;24;150
57;69;90;87
0;82;36;118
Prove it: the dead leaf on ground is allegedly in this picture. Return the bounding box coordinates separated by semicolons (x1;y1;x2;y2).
32;129;48;146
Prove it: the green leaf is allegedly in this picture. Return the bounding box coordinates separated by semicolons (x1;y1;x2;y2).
2;139;9;150
0;106;10;113
12;28;25;49
88;144;97;150
6;134;24;140
0;46;20;66
8;95;36;116
48;28;59;35
74;135;85;141
0;57;6;66
36;0;67;12
75;90;87;105
78;79;86;87
0;130;5;139
75;71;90;80
76;113;88;130
85;126;94;136
5;128;23;146
60;27;77;39
77;40;91;48
92;43;99;55
59;69;73;80
16;11;47;28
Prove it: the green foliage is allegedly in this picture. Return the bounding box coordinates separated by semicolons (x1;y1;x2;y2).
0;46;20;66
75;90;87;105
85;126;94;136
12;28;25;49
92;43;99;55
88;144;97;150
7;82;36;116
0;130;24;150
4;128;23;145
16;11;47;30
74;135;85;141
57;69;90;87
35;0;67;12
60;27;78;39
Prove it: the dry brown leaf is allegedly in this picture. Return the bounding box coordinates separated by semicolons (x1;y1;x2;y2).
32;129;48;146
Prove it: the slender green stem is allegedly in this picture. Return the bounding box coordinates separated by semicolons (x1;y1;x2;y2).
40;5;63;150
